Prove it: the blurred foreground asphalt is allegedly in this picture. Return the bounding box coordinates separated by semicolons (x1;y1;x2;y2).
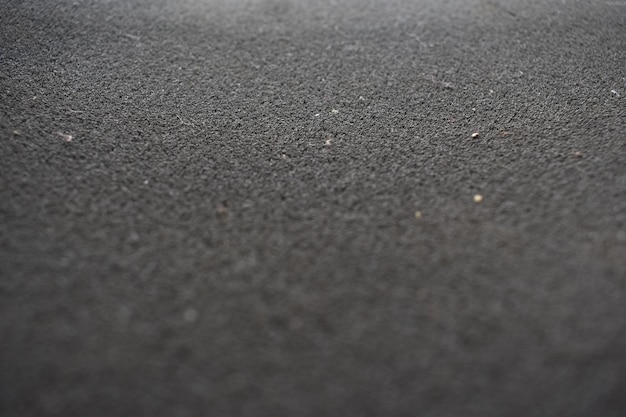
1;0;625;416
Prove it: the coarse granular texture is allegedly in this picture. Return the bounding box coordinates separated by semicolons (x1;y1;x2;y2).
1;0;625;416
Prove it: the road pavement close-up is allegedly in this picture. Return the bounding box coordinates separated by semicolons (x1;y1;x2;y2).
1;0;625;416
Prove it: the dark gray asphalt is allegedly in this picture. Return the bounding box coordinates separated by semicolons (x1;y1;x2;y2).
1;0;625;416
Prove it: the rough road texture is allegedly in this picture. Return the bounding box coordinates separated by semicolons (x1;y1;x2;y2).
1;0;625;416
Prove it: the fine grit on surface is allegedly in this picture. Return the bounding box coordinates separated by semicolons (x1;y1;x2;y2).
1;0;625;416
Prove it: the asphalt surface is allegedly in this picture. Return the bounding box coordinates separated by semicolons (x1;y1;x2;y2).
1;0;625;416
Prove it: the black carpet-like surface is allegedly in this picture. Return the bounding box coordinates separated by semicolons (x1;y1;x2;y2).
1;0;625;415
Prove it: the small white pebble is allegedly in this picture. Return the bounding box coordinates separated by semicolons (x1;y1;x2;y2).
415;211;422;219
473;194;483;203
471;132;480;138
143;179;149;185
331;109;339;114
57;132;73;142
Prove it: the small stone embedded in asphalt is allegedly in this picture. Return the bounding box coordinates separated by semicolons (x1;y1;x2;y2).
474;194;483;203
56;132;73;142
216;203;229;215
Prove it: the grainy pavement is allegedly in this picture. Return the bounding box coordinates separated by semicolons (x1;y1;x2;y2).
1;0;625;415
